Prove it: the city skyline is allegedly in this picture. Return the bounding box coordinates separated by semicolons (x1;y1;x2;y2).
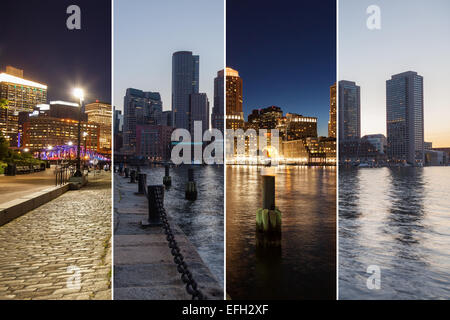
113;0;224;114
339;0;450;147
227;0;336;137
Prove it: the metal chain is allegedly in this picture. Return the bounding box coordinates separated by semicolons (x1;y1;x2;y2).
153;187;206;300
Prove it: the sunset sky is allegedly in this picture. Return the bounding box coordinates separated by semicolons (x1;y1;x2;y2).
339;0;450;147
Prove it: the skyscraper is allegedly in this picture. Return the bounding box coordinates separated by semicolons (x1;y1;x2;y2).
212;70;224;133
328;83;336;138
172;51;199;130
338;80;360;142
123;88;162;152
386;71;424;165
189;93;210;136
225;67;244;130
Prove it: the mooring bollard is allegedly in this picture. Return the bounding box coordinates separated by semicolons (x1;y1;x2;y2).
130;170;137;183
141;185;164;226
185;167;197;201
163;164;172;187
137;173;147;194
256;175;282;235
124;167;129;178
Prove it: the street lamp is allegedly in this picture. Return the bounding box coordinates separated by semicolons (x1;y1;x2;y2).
83;131;89;164
73;88;84;177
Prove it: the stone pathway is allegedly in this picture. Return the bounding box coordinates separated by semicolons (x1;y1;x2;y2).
114;172;223;300
0;171;112;300
0;167;56;205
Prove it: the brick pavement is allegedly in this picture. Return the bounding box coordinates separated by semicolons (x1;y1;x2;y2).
0;171;112;300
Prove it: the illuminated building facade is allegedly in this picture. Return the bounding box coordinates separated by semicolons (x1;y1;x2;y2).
0;67;47;147
225;67;244;130
277;113;317;141
85;101;112;153
328;83;336;138
247;106;283;131
23;117;99;152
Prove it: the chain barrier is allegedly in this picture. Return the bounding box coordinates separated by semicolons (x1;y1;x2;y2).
143;181;205;300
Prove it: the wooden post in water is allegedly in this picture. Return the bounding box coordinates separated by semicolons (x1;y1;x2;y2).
163;164;172;187
256;174;281;246
262;175;275;210
185;167;197;201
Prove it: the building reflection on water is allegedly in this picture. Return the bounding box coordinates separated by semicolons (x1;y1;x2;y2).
339;167;450;300
227;165;336;300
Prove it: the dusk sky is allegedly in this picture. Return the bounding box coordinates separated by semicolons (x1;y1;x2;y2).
340;0;450;147
227;0;336;137
0;0;111;104
114;0;224;112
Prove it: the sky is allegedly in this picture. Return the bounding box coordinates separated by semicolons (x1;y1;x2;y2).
0;0;111;104
339;0;450;147
227;0;336;137
114;0;224;112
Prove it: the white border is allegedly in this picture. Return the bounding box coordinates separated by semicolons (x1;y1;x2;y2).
336;0;340;301
111;0;115;301
223;0;227;301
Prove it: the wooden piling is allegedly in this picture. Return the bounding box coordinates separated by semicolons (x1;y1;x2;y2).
185;167;197;201
163;164;172;187
256;175;281;239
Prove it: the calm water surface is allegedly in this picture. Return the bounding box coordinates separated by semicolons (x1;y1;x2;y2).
339;167;450;299
144;165;224;288
226;165;336;299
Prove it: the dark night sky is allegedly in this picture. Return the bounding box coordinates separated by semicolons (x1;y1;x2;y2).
227;0;336;136
0;0;111;104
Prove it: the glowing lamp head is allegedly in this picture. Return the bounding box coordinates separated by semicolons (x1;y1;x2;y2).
68;141;73;146
73;88;84;101
23;148;29;152
83;132;88;137
47;146;53;150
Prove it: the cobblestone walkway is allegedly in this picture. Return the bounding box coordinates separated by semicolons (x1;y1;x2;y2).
0;171;112;300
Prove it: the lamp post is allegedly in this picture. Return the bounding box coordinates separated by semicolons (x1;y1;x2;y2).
73;88;84;177
83;131;88;169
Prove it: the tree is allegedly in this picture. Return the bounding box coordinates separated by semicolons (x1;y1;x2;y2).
0;134;9;160
0;98;8;109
